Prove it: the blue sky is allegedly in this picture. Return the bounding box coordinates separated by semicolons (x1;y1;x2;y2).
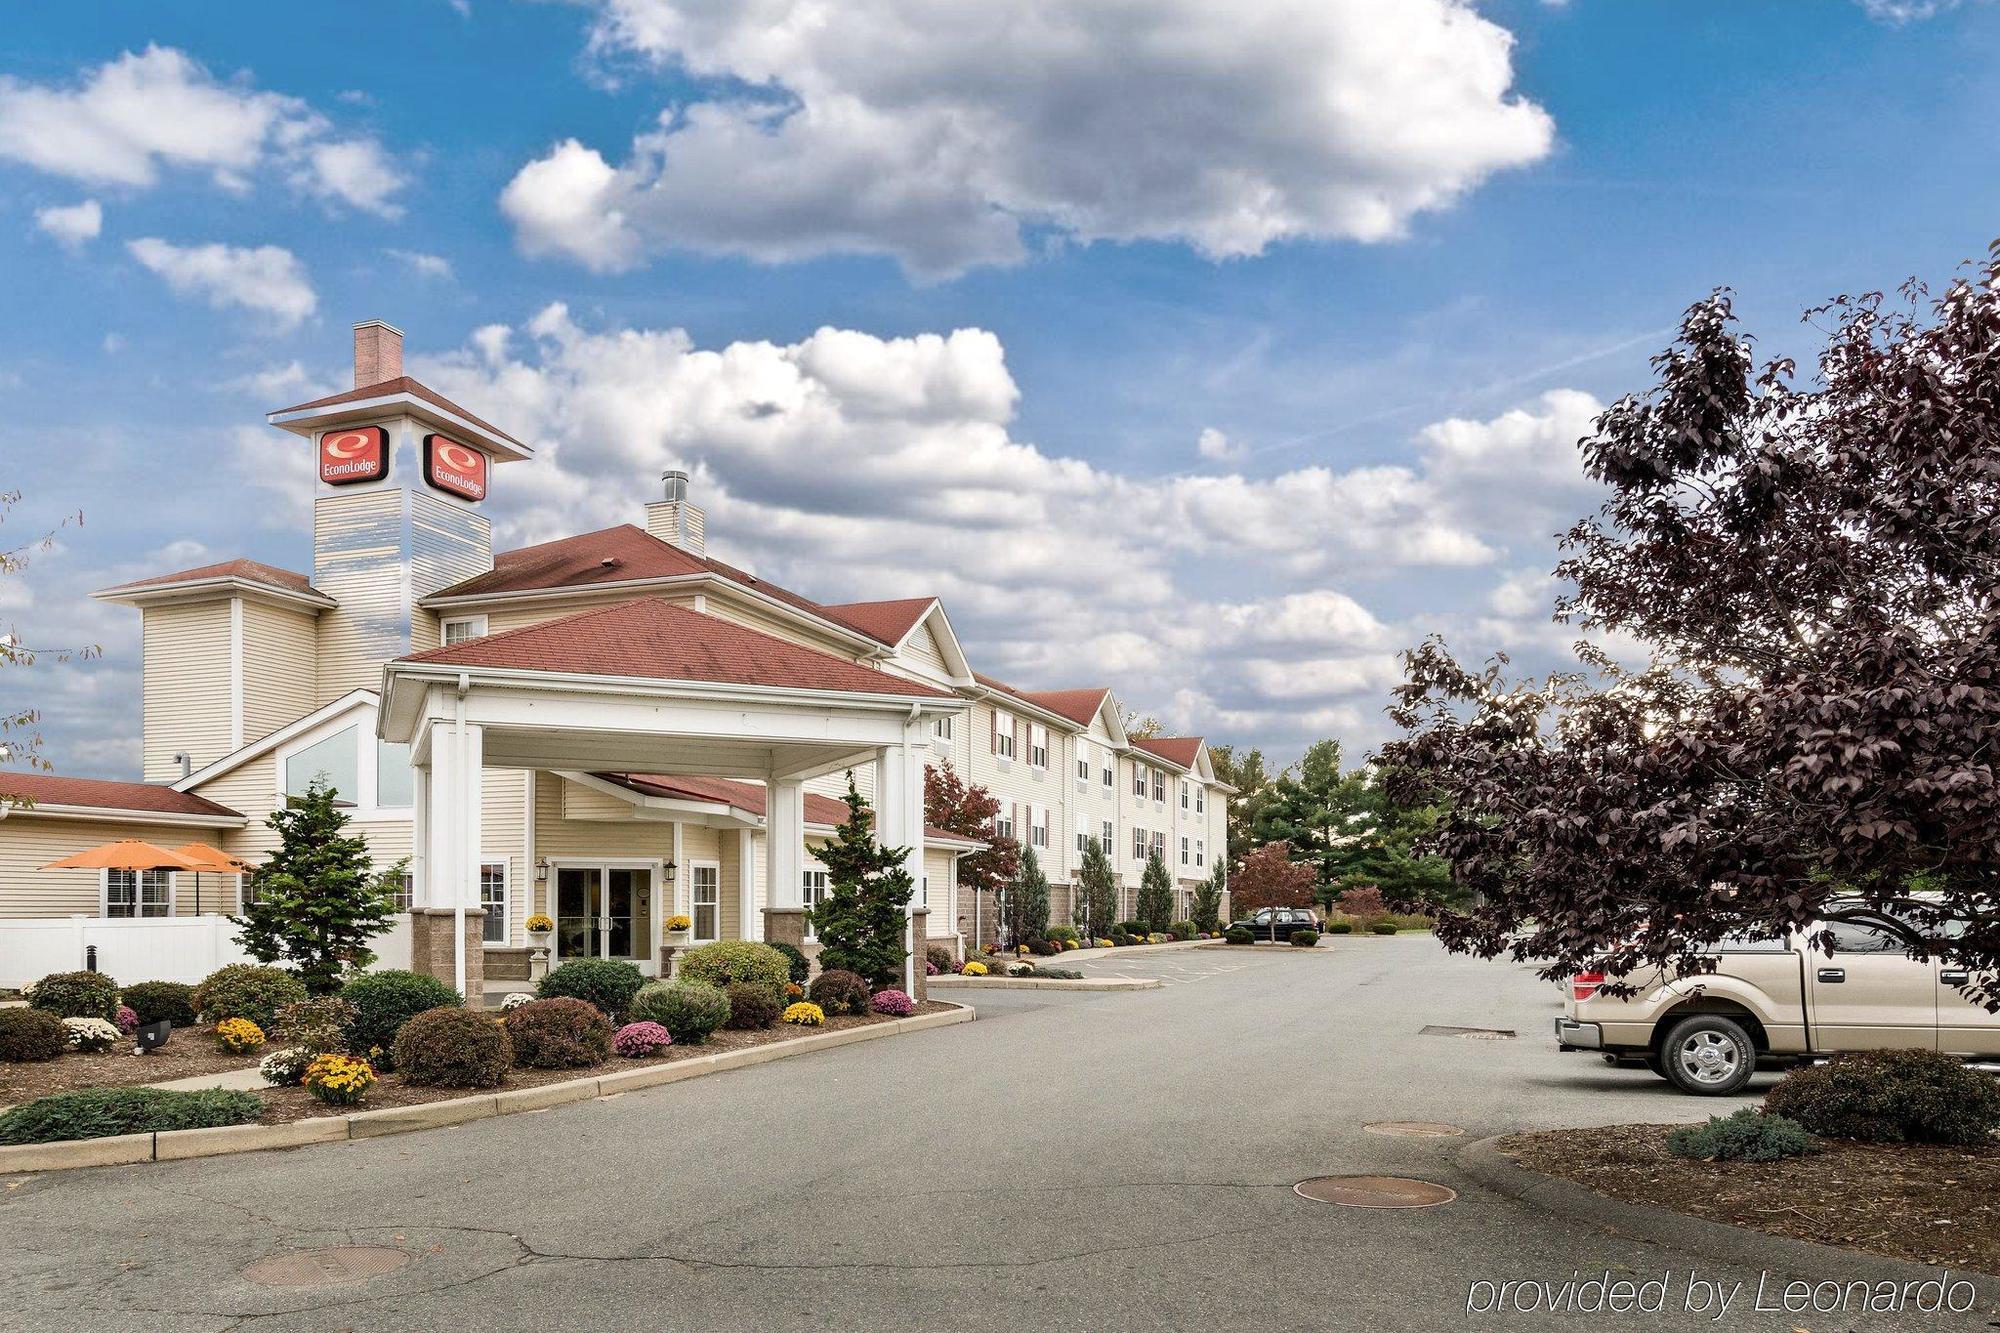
5;0;1999;778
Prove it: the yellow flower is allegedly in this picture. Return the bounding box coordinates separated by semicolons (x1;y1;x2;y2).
525;914;555;932
961;961;988;976
781;1001;825;1026
303;1053;377;1105
213;1018;266;1054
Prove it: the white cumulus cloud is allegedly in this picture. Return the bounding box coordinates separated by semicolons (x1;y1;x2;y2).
127;238;318;329
34;199;101;250
502;0;1555;277
0;46;406;215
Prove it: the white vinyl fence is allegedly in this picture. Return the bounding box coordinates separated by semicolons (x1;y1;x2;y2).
0;915;412;988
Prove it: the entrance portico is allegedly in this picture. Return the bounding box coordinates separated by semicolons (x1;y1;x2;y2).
378;596;963;998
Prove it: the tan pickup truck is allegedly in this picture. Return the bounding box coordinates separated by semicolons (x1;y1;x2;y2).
1555;908;1999;1095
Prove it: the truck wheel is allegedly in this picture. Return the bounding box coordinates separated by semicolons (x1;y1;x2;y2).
1659;1015;1756;1096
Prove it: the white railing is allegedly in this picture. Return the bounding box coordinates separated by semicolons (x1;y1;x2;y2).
0;915;413;988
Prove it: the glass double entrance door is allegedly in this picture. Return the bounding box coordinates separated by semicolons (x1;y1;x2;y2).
554;866;653;965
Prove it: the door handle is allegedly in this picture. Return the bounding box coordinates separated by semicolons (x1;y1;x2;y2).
1817;967;1846;983
1942;970;1970;986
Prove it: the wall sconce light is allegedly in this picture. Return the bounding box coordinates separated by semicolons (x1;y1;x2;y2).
663;860;678;882
534;858;549;884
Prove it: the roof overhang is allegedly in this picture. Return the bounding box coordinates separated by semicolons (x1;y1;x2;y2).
0;801;244;829
267;390;533;463
93;575;336;614
967;683;1087;734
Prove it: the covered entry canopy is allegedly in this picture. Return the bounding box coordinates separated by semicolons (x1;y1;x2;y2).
379;597;968;994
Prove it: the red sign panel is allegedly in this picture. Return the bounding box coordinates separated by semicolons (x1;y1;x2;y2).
318;426;388;486
423;434;488;502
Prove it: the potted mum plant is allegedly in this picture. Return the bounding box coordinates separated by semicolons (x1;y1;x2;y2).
525;913;554;945
663;913;692;944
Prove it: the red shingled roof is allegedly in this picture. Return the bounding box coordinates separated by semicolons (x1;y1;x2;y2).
398;597;951;698
430;525;899;646
1019;687;1111;728
1133;736;1204;769
821;598;935;646
601;773;977;845
273;376;526;448
100;557;317;598
0;772;243;820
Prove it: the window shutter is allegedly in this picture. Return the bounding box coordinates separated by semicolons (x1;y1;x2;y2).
990;707;997;753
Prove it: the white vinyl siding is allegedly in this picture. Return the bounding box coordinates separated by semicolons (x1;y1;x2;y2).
240;599;319;748
141;600;233;782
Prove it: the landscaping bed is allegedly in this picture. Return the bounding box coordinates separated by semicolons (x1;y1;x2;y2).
1501;1123;2000;1274
0;1028;257;1105
253;1000;956;1124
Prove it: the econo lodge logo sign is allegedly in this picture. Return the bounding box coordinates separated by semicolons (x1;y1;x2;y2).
318;427;388;485
423;434;488;502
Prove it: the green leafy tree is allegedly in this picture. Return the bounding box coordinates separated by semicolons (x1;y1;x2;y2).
1005;845;1051;945
232;779;404;995
1252;742;1456;910
1136;850;1174;930
1209;742;1274;867
810;774;916;986
1074;837;1118;940
1251;739;1355;897
1193;860;1226;932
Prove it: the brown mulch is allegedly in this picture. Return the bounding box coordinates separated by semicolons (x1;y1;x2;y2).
1502;1123;2000;1275
255;1000;957;1125
0;1027;260;1106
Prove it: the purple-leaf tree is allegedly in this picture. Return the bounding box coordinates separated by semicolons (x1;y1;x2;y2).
1382;244;2000;1007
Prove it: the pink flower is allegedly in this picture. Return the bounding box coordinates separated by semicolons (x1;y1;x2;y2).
871;988;916;1017
613;1020;672;1057
114;1005;139;1035
925;961;939;976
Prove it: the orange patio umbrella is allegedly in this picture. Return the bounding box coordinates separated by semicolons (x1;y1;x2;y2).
39;839;205;873
174;844;257;916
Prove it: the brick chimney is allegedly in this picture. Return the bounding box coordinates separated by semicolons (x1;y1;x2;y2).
645;469;706;556
353;319;404;387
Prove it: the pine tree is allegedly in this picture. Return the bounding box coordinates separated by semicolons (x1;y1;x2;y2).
1193;859;1226;932
810;774;916;986
1136;850;1174;931
1074;837;1118;940
232;778;404;995
1005;845;1050;946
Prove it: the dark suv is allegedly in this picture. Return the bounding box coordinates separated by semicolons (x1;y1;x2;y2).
1233;907;1321;941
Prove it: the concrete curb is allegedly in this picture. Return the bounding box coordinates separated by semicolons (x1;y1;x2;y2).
1456;1134;2000;1290
0;1003;975;1175
1052;940;1224;964
930;975;1161;991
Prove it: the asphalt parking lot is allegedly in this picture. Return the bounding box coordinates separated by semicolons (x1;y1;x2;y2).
5;935;1959;1333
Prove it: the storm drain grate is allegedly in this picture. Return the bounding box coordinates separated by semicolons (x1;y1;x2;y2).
1419;1025;1516;1040
1294;1175;1457;1208
242;1247;410;1287
1363;1121;1465;1138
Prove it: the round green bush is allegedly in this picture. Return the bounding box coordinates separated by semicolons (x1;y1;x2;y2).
0;1008;68;1062
925;944;957;975
1371;922;1400;935
769;940;812;985
193;964;307;1030
1048;925;1081;946
676;940;792;996
504;997;612;1069
339;969;462;1067
121;981;197;1027
1289;928;1320;948
808;968;871;1016
1169;920;1198;941
1666;1108;1812;1163
1762;1049;2000;1146
1224;926;1253;945
393;1006;513;1087
1324;921;1354;935
27;970;122;1021
723;981;784;1029
537;958;646;1019
629;979;731;1045
0;1087;262;1145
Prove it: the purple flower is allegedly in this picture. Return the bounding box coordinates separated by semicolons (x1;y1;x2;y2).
871;988;916;1017
925;961;939;976
114;1005;140;1035
613;1020;672;1057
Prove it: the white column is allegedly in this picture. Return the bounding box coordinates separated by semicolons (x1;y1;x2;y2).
766;776;805;913
423;716;483;996
874;730;926;994
738;827;758;941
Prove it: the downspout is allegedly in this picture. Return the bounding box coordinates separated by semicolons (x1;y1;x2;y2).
454;671;470;999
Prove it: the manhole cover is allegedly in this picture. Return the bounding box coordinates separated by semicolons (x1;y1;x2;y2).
242;1247;410;1287
1419;1024;1516;1040
1363;1121;1465;1138
1294;1175;1457;1208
